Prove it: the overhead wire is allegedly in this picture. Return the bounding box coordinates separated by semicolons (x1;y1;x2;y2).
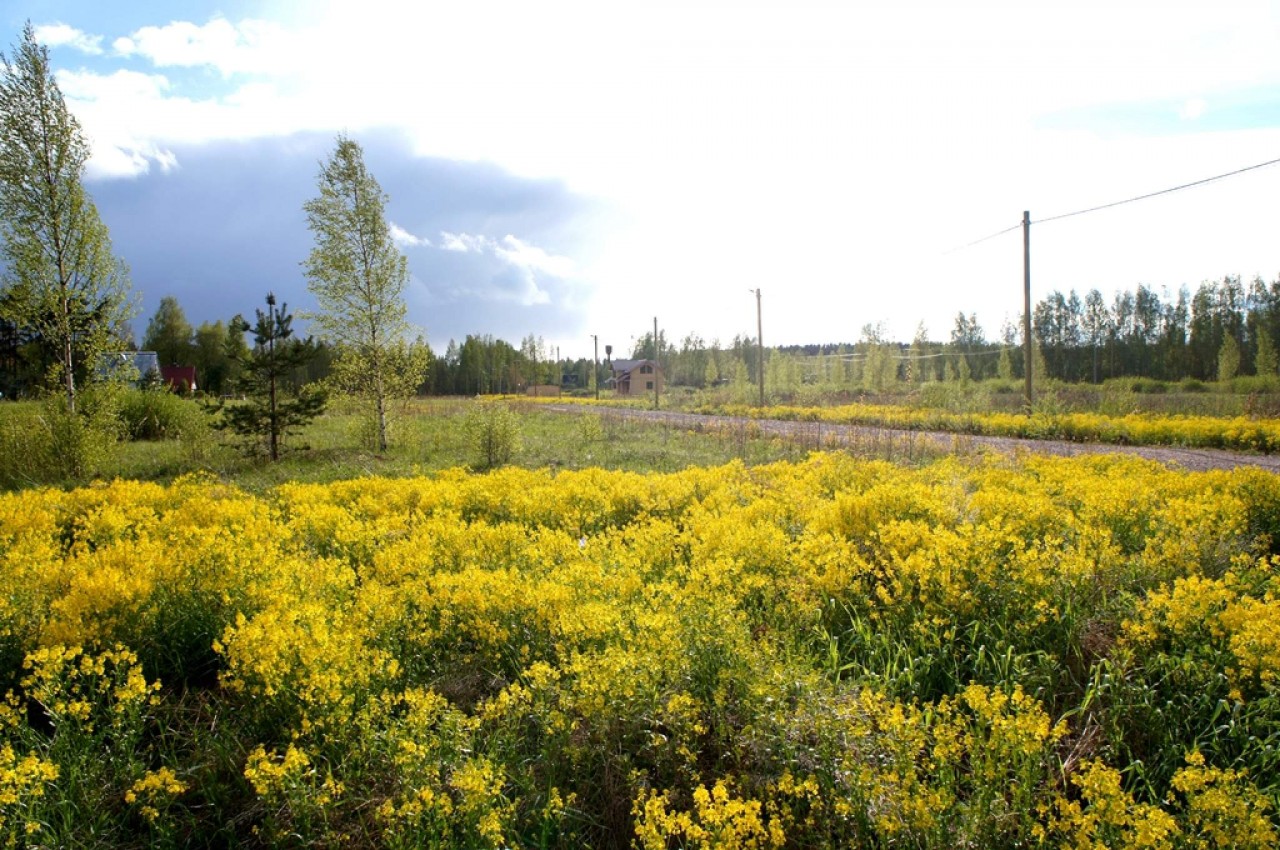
802;346;1018;362
1033;155;1280;225
944;154;1280;253
940;222;1022;255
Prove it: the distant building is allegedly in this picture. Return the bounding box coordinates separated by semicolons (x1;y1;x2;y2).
608;359;663;397
160;365;198;394
99;353;197;393
99;351;160;384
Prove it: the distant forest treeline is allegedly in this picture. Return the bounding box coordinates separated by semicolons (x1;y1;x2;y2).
2;275;1277;398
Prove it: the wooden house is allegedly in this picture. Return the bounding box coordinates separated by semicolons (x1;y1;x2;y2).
608;359;663;396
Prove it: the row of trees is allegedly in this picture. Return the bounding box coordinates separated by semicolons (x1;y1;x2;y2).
1032;276;1280;383
431;280;1280;400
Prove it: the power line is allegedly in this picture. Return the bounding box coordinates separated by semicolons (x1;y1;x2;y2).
943;154;1280;255
941;222;1022;255
802;346;1018;362
1035;154;1280;225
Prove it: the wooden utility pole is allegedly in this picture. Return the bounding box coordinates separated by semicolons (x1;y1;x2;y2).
653;316;660;410
754;288;765;407
1023;211;1033;411
592;334;599;400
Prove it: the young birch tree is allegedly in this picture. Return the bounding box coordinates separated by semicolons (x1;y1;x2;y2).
303;135;424;452
0;23;133;411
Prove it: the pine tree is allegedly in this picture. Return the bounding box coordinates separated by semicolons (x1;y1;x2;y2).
218;294;326;461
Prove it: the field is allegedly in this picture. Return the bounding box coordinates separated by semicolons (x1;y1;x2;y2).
0;396;1278;847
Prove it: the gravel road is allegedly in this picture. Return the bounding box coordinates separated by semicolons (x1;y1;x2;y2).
541;404;1280;474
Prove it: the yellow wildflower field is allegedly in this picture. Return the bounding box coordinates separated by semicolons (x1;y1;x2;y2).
0;453;1276;847
685;399;1280;453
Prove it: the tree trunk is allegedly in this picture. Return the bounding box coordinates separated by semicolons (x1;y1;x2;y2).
375;372;387;453
63;297;75;412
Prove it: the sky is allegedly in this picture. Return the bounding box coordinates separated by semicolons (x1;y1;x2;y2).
3;0;1280;359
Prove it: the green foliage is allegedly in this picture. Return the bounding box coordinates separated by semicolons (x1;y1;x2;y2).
117;386;205;441
996;346;1013;380
1233;375;1280;396
0;385;121;487
463;401;522;469
0;24;135;410
142;295;194;367
328;337;431;452
304;134;420;453
215;295;327;461
1255;326;1279;377
1179;378;1208;393
1218;334;1242;382
189;319;233;396
577;412;605;444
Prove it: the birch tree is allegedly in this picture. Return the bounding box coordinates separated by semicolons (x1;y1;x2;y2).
0;23;133;410
303;134;424;452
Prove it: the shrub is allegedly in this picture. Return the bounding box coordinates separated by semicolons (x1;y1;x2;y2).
463;401;522;469
118;387;203;441
1179;378;1209;393
1230;374;1280;395
0;390;121;487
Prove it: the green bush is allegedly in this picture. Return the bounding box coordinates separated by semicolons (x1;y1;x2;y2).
0;390;121;488
463;401;522;469
1229;374;1280;394
1179;378;1209;393
118;387;204;440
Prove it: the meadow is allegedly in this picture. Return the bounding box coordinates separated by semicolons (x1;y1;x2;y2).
0;394;1277;847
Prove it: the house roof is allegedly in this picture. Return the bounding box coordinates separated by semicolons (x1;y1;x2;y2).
610;359;659;373
99;351;159;380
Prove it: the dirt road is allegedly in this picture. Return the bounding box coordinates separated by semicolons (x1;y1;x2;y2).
541;404;1280;473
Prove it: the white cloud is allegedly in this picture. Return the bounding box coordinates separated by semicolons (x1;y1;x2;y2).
389;223;429;248
34;22;104;54
496;236;575;278
1179;98;1208;120
55;69;179;178
85;141;178;180
112;17;290;76
33;23;103;55
57;68;169;100
435;231;571;306
440;232;488;253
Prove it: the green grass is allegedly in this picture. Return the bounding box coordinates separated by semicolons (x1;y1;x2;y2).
18;376;1276;494
2;396;930;493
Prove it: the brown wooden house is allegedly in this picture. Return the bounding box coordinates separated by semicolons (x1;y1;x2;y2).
608;359;663;396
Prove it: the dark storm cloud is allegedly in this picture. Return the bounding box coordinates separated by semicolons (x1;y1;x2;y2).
88;130;596;349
